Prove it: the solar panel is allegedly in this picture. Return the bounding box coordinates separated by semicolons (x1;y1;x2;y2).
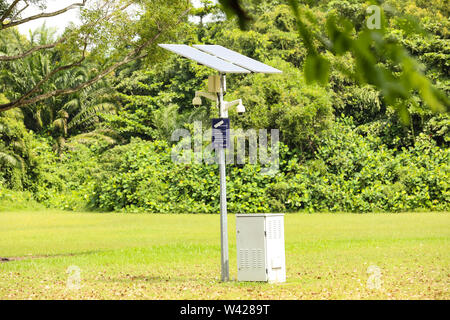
158;44;250;74
193;45;282;74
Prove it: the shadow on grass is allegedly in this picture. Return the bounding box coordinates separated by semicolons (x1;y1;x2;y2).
103;274;274;287
103;274;210;284
0;250;104;262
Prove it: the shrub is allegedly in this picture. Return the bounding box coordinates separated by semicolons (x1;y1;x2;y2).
0;186;43;211
0;110;41;191
282;117;449;212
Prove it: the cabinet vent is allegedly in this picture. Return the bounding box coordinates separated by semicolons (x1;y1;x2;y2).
239;249;264;269
267;219;282;240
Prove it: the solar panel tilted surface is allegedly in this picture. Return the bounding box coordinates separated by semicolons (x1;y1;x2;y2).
158;44;282;74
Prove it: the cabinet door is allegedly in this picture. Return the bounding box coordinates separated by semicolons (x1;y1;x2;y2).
236;216;267;281
265;216;286;283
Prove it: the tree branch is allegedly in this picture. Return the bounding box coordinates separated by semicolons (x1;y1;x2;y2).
0;1;130;62
0;7;191;113
12;41;88;107
0;37;65;61
1;1;87;30
13;1;30;21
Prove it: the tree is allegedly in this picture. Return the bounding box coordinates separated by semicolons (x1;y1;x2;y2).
217;0;449;121
0;0;191;113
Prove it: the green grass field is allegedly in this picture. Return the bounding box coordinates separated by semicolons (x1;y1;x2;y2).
0;211;448;300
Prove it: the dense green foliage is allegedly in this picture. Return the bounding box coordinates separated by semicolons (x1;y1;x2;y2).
0;0;448;213
221;0;449;118
0;108;40;190
37;117;446;213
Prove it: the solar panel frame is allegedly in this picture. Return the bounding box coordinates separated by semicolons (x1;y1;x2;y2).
158;44;250;74
193;45;282;74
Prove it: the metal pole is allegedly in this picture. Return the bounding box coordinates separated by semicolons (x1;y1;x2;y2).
218;73;229;282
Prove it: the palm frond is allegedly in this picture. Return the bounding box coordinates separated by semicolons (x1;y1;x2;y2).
0;151;23;169
67;129;122;148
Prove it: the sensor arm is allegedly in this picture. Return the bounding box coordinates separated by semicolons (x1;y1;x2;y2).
193;92;244;113
195;91;217;102
223;99;242;112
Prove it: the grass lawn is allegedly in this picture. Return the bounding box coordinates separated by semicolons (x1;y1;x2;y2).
0;210;448;300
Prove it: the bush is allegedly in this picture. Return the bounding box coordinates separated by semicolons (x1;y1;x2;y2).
11;112;445;214
282;117;449;212
32;135;108;211
89;138;279;213
0;110;41;190
0;186;43;211
86;118;449;213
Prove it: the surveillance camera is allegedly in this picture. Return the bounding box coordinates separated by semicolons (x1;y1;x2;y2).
192;96;202;106
236;101;246;114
